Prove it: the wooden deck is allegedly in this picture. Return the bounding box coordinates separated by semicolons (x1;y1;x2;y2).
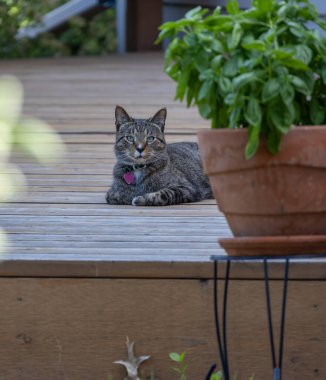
0;53;232;278
0;54;325;380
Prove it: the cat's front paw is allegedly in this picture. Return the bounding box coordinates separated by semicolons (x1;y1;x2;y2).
132;196;147;206
106;191;121;205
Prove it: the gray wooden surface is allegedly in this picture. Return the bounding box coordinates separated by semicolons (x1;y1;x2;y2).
0;54;325;279
0;54;232;278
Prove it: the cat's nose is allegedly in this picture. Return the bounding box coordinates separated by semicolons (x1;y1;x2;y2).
136;144;145;153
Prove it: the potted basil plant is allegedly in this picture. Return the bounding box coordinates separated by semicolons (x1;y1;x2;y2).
157;0;326;250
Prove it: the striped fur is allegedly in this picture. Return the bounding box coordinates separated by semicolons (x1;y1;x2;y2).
106;106;213;206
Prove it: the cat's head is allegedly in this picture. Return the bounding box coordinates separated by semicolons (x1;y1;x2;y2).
114;106;167;165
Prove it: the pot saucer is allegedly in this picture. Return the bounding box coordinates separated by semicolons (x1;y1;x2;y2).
219;235;326;256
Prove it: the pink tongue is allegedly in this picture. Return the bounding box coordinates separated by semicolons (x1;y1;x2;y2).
123;172;135;185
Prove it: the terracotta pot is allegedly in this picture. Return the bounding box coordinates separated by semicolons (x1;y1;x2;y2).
198;126;326;237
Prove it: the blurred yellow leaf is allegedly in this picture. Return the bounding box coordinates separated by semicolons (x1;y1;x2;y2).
0;120;12;161
0;76;23;126
0;75;66;258
0;164;25;201
14;118;66;164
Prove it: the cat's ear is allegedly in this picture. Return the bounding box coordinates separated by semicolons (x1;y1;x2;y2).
149;108;167;131
115;106;133;130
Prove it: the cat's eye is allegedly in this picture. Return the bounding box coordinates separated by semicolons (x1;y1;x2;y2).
126;135;134;142
147;136;155;143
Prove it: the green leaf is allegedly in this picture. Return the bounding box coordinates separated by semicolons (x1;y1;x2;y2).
228;23;242;50
245;97;262;127
289;24;306;39
216;105;229;128
229;107;241;128
198;102;211;118
211;55;223;71
242;57;261;71
245;125;260;159
185;6;202;20
169;352;181;362
199;68;214;81
210;371;223;380
226;0;240;15
218;76;232;95
211;112;219;128
158;21;177;32
309;98;325;125
211;39;224;53
242;40;266;52
272;49;292;60
164;38;180;65
253;0;273;13
179;352;186;362
224;93;237;106
283;57;309;71
292;100;302;124
176;68;191;101
280;82;294;106
198;32;213;43
155;28;173;44
262;78;281;103
298;2;318;17
233;72;256;91
294;45;313;65
165;63;180;80
186;87;194;107
266;127;282;155
268;100;294;134
274;66;289;77
277;4;287;18
288;75;310;96
195;50;210;72
317;19;326;31
320;62;326;84
300;71;315;93
184;33;197;47
223;55;240;77
198;80;213;101
265;28;277;43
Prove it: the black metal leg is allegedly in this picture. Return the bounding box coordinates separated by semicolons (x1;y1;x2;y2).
264;258;290;380
222;260;231;378
278;259;290;375
208;254;324;380
264;259;277;370
205;364;217;380
212;260;231;380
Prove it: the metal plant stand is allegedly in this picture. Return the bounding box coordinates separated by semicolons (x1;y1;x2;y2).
206;254;326;380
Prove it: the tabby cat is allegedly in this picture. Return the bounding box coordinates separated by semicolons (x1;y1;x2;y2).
105;106;213;206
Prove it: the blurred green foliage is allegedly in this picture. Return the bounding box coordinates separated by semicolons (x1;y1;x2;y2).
0;0;116;58
0;75;65;254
